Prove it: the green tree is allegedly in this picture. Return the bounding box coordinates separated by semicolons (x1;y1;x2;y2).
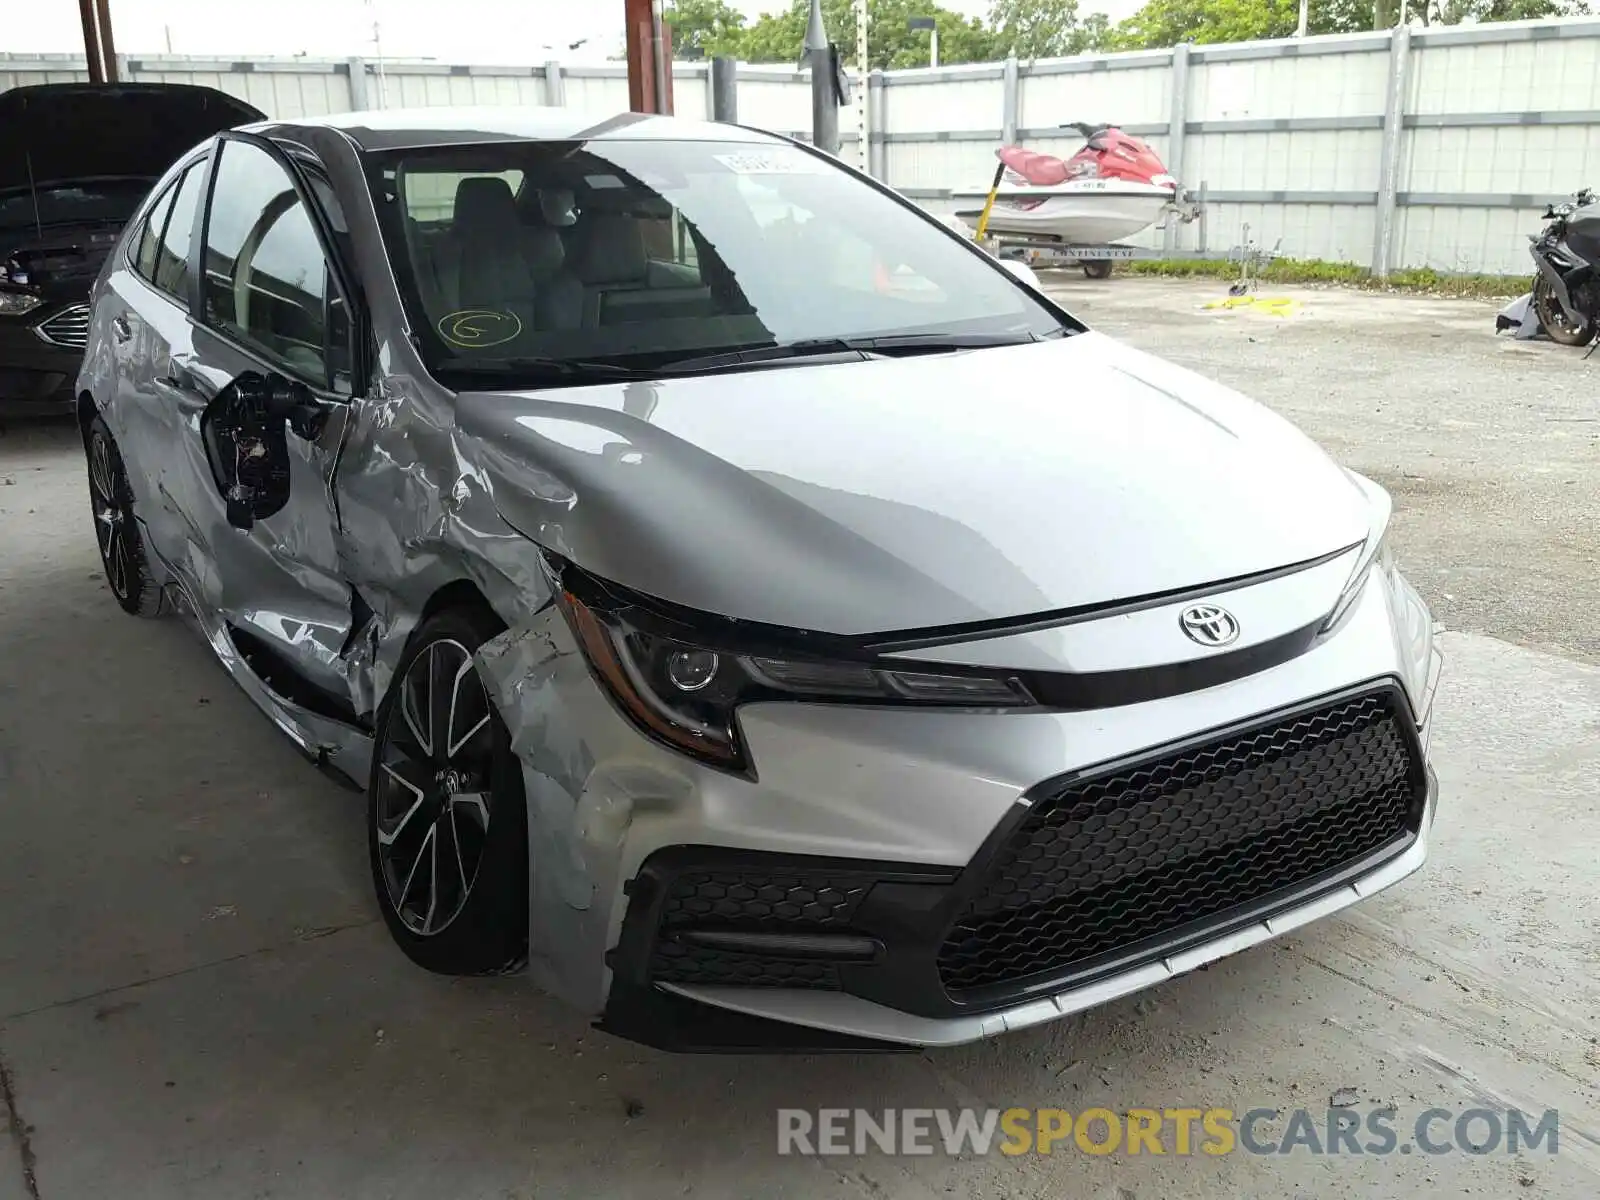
1110;0;1297;48
740;0;999;69
988;0;1113;60
1111;0;1588;47
663;0;749;58
1422;0;1588;22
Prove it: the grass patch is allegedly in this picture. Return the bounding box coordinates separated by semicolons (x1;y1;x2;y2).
1121;256;1529;299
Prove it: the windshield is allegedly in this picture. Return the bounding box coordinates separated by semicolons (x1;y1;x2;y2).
0;178;154;231
364;138;1072;385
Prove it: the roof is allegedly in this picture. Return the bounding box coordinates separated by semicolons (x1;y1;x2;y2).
264;106;785;153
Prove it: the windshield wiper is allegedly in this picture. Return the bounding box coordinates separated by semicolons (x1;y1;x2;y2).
654;331;1051;377
433;356;655;384
654;339;882;375
434;330;1059;387
811;330;1050;354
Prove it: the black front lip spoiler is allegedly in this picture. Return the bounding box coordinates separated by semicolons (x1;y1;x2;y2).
597;980;916;1053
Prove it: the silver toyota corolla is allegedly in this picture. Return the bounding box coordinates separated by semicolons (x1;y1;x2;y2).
76;107;1442;1052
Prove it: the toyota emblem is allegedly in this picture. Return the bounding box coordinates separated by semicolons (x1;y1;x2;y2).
1179;604;1240;647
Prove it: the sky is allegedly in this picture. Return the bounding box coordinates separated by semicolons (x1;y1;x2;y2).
8;0;1134;65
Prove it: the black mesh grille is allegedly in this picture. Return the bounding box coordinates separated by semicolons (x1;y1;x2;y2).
938;691;1421;995
648;870;872;990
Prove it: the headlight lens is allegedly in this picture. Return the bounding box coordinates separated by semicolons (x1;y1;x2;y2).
553;570;1035;771
0;290;43;317
1319;473;1395;635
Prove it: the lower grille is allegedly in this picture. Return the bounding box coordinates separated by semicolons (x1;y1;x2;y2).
938;690;1423;995
34;303;91;350
647;868;872;991
651;940;843;989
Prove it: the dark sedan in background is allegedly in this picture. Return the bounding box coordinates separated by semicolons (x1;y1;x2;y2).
0;82;262;418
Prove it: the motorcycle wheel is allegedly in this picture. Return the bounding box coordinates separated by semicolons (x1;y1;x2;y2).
1533;276;1595;346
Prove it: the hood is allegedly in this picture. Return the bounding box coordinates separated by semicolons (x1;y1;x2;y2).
455;333;1373;637
0;83;264;192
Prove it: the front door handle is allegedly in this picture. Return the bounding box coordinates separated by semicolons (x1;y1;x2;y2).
160;353;198;392
111;315;132;343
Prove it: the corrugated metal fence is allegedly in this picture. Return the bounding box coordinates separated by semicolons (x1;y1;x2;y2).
8;17;1600;276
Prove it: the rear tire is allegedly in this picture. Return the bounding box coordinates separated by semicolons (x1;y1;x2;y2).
86;415;165;617
368;605;529;976
1082;260;1114;280
1533;275;1595;346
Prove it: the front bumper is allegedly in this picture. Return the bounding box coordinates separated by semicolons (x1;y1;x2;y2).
598;693;1437;1052
476;560;1441;1052
0;311;82;417
610;769;1437;1050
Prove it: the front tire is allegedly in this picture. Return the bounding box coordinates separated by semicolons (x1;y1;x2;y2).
1533;275;1595;346
86;415;165;617
368;605;529;975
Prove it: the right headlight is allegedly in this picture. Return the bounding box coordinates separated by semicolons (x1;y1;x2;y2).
549;561;1036;773
1319;472;1395;635
0;289;43;317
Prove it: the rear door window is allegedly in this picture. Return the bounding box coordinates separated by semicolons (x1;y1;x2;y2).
152;165;206;299
133;182;178;282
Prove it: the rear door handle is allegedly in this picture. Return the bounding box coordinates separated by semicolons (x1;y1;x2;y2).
111;315;132;343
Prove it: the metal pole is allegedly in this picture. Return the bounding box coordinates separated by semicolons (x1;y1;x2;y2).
1297;0;1310;36
805;0;839;154
1163;42;1190;254
1001;55;1019;145
543;59;566;107
93;0;119;81
710;56;737;123
855;0;869;171
868;70;887;178
346;57;371;110
651;0;670;114
1371;24;1411;278
930;27;939;68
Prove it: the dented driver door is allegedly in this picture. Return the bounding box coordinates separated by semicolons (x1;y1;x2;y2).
159;132;362;712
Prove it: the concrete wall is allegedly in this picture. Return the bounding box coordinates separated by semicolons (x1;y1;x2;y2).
8;17;1600;275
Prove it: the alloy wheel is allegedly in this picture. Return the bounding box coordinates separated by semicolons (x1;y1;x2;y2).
374;639;497;937
88;433;133;601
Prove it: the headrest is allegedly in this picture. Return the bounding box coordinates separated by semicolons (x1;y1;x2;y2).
535;187;578;228
572;215;650;285
524;225;566;280
453;176;519;237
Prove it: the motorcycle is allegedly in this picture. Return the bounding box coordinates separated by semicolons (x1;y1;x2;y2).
1528;187;1600;346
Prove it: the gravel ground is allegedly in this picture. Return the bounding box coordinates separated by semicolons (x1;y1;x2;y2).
1052;275;1600;664
0;280;1596;1199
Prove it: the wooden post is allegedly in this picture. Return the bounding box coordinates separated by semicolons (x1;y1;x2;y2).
625;0;674;114
94;0;120;81
78;0;105;82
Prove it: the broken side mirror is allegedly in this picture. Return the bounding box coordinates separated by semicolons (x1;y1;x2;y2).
237;371;330;441
202;370;313;532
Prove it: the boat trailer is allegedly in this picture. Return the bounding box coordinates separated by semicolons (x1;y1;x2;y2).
960;175;1208;279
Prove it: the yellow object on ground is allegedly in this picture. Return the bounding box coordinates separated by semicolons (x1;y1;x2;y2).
1201;295;1302;317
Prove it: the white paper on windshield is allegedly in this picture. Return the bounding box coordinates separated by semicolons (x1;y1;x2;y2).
715;151;826;175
